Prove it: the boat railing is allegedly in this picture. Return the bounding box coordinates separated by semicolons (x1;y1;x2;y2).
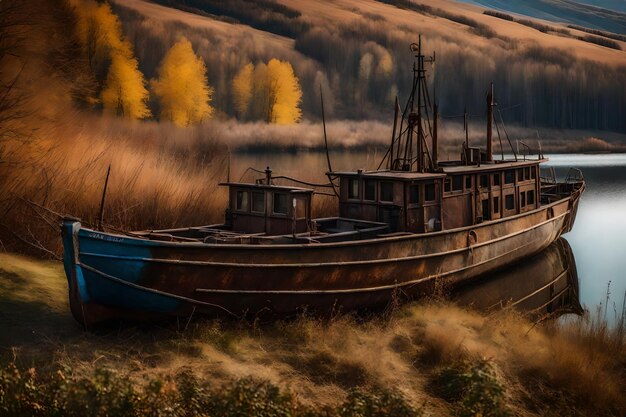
540;166;557;184
517;141;531;161
565;168;584;184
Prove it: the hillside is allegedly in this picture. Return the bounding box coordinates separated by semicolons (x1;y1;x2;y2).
460;0;626;33
115;0;626;133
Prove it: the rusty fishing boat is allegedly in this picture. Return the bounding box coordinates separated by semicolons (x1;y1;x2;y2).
62;39;585;325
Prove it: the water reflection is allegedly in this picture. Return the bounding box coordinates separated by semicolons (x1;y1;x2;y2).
453;238;583;320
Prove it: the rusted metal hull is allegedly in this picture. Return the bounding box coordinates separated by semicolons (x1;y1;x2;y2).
61;187;583;326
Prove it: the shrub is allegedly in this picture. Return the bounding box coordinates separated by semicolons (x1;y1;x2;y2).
339;389;423;417
430;359;509;417
483;10;514;21
578;35;622;50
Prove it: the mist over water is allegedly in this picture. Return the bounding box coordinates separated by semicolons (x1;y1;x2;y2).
233;151;626;315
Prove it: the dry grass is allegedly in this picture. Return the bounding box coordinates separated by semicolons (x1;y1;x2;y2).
0;112;228;256
0;111;358;257
0;252;624;416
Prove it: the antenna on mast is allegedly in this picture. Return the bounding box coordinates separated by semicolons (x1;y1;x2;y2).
378;36;436;172
486;83;494;161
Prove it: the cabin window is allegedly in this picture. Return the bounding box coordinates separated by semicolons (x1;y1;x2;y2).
505;194;515;210
531;167;537;179
480;174;489;188
520;191;526;207
493;196;500;214
236;190;249;211
452;176;463;191
409;184;419;204
364;180;376;201
524;167;531;180
517;168;524;182
424;181;436;202
273;192;289;215
348;178;359;199
504;170;515;184
444;178;451;193
251;191;265;213
465;176;472;190
527;190;535;205
380;182;394;202
493;173;501;186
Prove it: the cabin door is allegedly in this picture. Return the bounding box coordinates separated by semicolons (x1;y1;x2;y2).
481;198;491;221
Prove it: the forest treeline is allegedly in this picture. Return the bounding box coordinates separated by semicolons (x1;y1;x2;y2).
130;0;626;133
63;0;303;126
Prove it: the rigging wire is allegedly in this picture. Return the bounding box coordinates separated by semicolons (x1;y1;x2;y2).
497;108;517;161
238;167;265;182
271;175;334;188
377;123;411;170
493;113;505;160
320;85;341;198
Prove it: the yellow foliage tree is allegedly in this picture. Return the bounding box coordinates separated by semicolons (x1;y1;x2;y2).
70;0;151;119
101;54;151;119
232;63;254;118
71;0;128;71
251;62;269;121
152;38;214;126
265;59;302;124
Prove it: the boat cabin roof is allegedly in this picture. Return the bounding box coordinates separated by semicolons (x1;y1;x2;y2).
330;159;546;181
328;170;445;180
219;182;314;194
440;158;548;174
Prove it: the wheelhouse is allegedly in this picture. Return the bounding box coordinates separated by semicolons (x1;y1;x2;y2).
333;170;445;233
333;159;542;234
439;160;542;228
220;182;313;236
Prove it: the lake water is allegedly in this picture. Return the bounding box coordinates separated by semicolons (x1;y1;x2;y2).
544;154;626;317
232;151;626;317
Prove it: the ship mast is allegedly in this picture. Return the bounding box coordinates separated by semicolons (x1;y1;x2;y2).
385;36;436;172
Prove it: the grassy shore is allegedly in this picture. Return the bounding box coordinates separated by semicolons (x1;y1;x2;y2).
1;252;624;416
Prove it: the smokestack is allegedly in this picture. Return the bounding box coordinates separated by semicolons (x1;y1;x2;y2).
433;101;438;169
486;83;494;161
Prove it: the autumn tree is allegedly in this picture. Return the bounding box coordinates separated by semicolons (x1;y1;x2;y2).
237;59;301;124
69;0;151;119
232;62;253;118
265;59;302;124
71;0;125;76
101;54;151;119
151;38;214;126
251;62;269;121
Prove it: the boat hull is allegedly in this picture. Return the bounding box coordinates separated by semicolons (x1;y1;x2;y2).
62;188;583;326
